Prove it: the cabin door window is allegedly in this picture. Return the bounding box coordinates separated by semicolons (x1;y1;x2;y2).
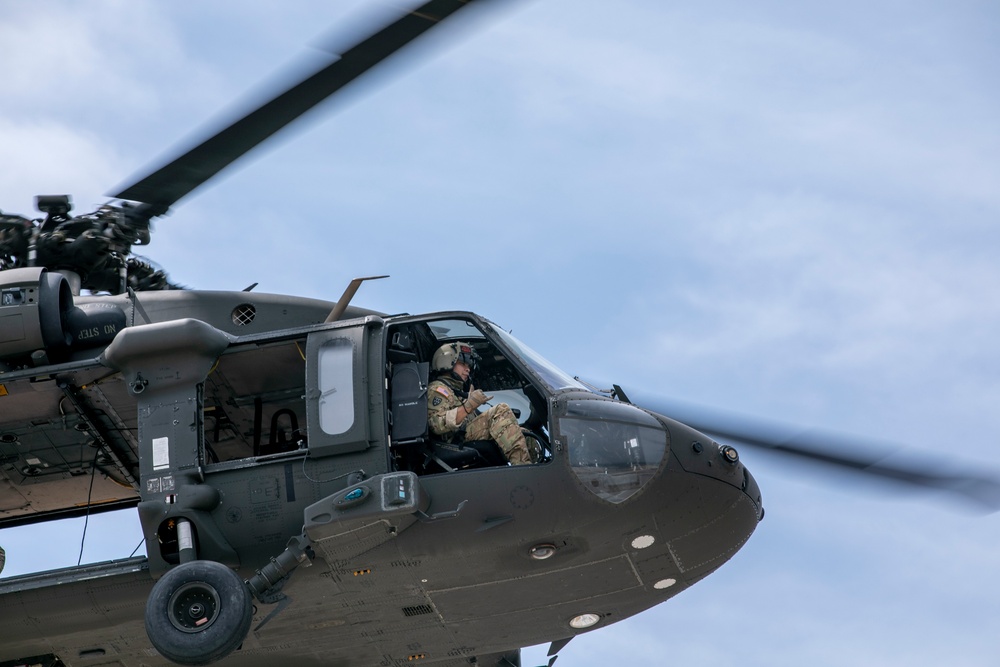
305;321;378;457
317;337;355;435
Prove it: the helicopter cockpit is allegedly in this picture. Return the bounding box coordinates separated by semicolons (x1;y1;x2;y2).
384;314;569;475
383;313;672;506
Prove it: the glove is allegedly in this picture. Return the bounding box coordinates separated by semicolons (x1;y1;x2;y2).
464;388;492;412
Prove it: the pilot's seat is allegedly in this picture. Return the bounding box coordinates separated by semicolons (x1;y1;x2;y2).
389;360;504;473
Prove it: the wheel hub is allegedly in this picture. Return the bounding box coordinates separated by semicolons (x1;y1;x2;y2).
168;582;221;633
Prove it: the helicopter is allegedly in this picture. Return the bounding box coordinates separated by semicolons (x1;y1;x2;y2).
1;1;1000;667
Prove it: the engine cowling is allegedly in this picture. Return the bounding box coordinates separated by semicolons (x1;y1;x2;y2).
0;267;125;363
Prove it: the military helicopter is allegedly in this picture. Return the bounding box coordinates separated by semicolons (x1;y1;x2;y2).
1;1;998;666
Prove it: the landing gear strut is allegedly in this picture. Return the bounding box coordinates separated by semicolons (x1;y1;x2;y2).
144;560;252;665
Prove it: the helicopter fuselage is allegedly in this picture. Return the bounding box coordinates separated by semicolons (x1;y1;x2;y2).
0;281;762;666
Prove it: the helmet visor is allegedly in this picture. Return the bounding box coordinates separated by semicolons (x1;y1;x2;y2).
456;344;479;370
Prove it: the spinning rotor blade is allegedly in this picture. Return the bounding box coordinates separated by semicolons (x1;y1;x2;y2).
637;394;1000;513
112;0;484;213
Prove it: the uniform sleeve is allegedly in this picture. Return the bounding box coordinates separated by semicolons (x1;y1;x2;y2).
427;381;461;435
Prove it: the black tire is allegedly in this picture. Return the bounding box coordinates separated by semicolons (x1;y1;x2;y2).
144;560;253;665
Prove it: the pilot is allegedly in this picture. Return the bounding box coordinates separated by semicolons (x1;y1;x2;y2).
427;341;532;465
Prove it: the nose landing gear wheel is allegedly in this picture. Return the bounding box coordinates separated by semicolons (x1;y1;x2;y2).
145;561;253;665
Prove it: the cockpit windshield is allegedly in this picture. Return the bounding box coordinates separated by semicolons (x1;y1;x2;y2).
489;325;589;392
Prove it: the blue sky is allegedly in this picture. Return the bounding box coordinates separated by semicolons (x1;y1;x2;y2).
2;1;999;665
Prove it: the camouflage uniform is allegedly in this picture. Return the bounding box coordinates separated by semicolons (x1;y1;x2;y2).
427;374;532;465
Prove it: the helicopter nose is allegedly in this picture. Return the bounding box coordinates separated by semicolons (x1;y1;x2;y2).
667;419;765;520
554;394;763;516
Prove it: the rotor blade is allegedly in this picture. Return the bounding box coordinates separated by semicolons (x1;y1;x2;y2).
111;0;485;212
633;393;1000;513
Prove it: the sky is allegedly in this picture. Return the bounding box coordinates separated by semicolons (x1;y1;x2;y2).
1;1;999;665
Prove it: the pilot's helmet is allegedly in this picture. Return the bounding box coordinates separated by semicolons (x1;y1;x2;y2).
432;341;479;373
